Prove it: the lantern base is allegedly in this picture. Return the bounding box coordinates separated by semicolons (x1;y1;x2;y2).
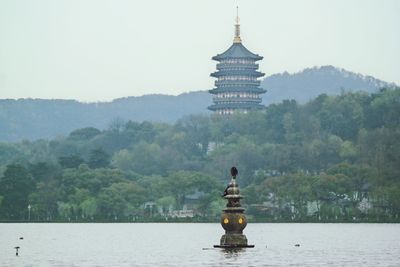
214;233;254;248
213;244;255;248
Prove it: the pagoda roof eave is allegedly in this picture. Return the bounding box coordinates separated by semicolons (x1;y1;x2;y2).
209;87;267;94
208;103;265;111
212;43;263;61
210;70;265;78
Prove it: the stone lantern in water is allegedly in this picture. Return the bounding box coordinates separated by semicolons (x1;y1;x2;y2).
214;167;254;248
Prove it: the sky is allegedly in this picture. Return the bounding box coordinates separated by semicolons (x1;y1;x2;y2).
0;0;399;102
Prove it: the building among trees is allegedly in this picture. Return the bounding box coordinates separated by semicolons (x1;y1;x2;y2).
208;8;266;114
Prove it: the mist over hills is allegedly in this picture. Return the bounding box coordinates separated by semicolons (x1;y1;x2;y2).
0;65;396;142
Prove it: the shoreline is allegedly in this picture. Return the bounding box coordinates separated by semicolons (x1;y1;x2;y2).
1;220;399;224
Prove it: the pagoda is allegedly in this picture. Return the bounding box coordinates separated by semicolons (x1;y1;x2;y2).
208;8;266;114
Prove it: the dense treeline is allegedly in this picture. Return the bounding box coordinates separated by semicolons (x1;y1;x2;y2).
0;88;399;222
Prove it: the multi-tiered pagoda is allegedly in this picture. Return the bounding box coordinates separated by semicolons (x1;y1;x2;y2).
208;9;266;114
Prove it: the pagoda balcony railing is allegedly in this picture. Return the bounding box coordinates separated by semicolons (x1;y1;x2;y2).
213;97;262;104
215;80;261;87
216;63;259;70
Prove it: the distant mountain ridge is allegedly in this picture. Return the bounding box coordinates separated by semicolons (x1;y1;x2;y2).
261;65;396;105
0;65;396;142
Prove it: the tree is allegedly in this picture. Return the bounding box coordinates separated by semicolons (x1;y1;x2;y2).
318;92;366;141
175;115;211;156
80;198;98;219
0;164;34;219
156;196;176;215
57;202;73;220
58;155;85;169
88;148;110;169
68;127;101;141
367;88;400;129
164;171;220;209
128;142;166;175
29;185;60;221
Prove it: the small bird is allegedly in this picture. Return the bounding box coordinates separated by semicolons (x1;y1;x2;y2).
295;244;300;247
14;246;20;256
230;166;238;178
19;237;24;240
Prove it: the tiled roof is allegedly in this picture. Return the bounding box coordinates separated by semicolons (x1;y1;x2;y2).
212;43;263;61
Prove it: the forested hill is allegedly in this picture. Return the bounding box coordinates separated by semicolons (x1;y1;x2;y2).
0;88;399;222
261;65;396;105
0;65;396;142
0;92;211;142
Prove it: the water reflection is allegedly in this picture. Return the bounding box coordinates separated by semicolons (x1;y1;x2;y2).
214;247;264;267
220;247;245;259
215;248;246;267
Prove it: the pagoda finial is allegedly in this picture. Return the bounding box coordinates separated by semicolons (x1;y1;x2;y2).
233;6;242;43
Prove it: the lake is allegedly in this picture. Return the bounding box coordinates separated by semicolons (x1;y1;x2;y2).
1;223;399;266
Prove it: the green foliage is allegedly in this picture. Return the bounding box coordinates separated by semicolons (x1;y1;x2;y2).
0;88;399;221
88;148;110;169
0;164;34;219
68;127;101;141
58;155;85;169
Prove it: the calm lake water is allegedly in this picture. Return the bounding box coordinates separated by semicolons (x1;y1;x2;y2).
1;223;399;266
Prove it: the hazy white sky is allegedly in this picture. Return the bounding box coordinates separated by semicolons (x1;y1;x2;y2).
0;0;399;101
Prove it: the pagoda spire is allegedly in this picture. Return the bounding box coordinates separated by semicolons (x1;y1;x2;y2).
233;6;242;43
